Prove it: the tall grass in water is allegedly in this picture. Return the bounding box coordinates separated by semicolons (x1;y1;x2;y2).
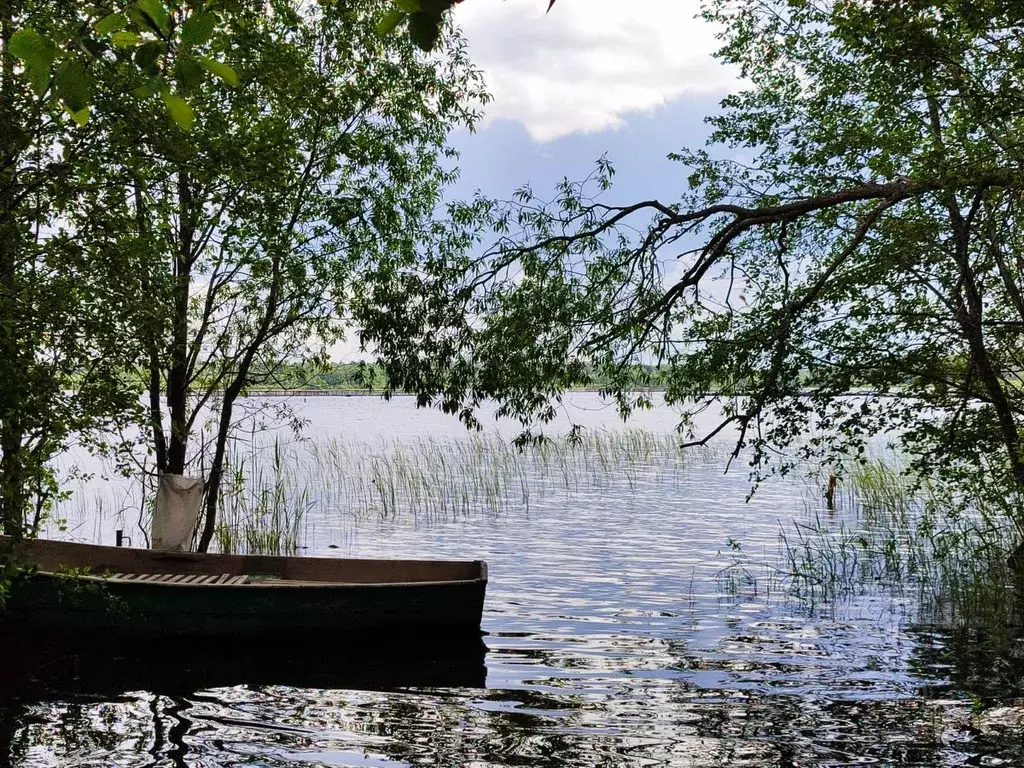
208;429;717;551
50;427;707;556
780;458;1023;628
215;438;311;556
307;430;714;522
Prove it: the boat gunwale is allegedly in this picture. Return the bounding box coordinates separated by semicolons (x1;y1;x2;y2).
36;571;488;589
2;537;488;587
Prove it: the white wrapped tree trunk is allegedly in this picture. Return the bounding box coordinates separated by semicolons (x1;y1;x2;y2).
151;474;204;551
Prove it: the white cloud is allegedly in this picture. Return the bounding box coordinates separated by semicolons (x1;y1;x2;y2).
453;0;737;142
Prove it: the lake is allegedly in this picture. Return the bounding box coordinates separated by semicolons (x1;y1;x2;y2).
3;394;1023;766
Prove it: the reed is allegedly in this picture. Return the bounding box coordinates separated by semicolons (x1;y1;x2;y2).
304;430;719;522
777;457;1023;628
206;428;722;550
47;427;714;555
215;437;310;556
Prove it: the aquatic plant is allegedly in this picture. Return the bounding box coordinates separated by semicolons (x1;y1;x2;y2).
48;427;721;556
304;430;720;522
215;438;310;556
776;457;1024;628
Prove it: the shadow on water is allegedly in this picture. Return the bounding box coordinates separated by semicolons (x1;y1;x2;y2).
0;633;487;703
909;621;1024;702
5;623;1024;767
0;633;487;768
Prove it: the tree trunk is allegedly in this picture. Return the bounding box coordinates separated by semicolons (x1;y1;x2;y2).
196;387;239;553
946;200;1024;490
165;170;194;476
943;198;1024;572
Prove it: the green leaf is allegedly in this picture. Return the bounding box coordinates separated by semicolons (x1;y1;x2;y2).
162;90;195;129
136;0;169;35
181;11;216;47
7;28;55;70
27;66;51;96
134;41;163;75
8;28;57;94
133;77;163;99
111;30;141;48
407;12;442;52
67;105;90;127
54;60;94;114
376;8;408;37
396;0;422;11
94;12;129;36
176;56;205;90
198;56;239;87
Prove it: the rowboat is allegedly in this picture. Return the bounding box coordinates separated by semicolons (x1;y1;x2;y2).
0;537;488;640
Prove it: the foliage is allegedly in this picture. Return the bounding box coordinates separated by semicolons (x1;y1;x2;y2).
360;0;1024;530
71;0;487;551
6;0;552;127
0;0;148;537
233;360;664;393
6;0;238;128
243;362;388;392
379;0;558;52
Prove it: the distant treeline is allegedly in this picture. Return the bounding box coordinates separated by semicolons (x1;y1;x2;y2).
245;362;669;393
249;362;387;392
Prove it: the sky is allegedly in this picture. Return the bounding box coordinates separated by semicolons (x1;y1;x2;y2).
337;0;739;361
447;0;738;201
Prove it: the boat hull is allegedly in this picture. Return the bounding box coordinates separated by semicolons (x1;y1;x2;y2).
0;537;488;640
2;574;487;638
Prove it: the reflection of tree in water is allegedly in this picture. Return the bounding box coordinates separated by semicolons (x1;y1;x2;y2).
909;624;1024;702
145;696;193;768
0;695;194;768
3;668;1024;766
0;706;29;768
668;695;957;766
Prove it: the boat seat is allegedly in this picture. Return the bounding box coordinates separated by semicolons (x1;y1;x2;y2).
107;572;249;585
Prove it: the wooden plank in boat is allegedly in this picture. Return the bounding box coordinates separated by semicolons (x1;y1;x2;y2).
106;572;247;586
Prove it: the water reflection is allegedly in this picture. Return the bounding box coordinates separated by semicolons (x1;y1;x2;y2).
4;651;1019;768
0;634;486;705
4;621;1024;767
9;398;1024;766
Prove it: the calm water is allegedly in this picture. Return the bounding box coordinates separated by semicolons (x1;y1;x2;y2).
4;395;1024;766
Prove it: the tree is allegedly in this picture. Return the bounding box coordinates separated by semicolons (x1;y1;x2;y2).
6;0;550;128
0;0;147;539
78;0;486;551
359;0;1024;530
6;0;238;128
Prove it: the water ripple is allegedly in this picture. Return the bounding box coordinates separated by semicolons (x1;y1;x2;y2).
8;397;1024;766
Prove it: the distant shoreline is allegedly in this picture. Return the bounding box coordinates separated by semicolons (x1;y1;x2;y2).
237;387;904;399
241;388;633;398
